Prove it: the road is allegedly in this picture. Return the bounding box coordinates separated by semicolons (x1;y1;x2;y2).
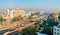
0;29;19;35
3;22;36;35
0;16;44;35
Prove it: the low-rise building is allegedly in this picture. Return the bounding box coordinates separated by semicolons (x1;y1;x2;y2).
53;24;60;35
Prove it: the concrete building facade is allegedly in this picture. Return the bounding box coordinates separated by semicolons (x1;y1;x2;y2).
53;24;60;35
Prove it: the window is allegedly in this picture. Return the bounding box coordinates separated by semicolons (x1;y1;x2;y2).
57;33;59;35
54;32;56;34
55;29;56;30
57;29;59;31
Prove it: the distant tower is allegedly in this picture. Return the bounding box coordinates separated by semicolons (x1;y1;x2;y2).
7;9;14;18
6;9;12;23
10;9;14;18
7;9;10;16
53;11;59;21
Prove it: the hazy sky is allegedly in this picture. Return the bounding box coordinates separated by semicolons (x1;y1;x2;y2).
0;0;60;10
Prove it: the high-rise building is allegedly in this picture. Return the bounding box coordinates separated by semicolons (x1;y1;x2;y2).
13;8;25;18
7;9;13;18
6;8;25;18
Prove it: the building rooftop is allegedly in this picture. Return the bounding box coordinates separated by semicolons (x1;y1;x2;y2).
54;24;60;28
37;32;48;35
57;24;60;28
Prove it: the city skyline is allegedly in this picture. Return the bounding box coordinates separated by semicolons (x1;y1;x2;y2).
0;0;60;10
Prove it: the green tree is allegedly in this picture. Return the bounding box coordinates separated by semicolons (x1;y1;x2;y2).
0;15;6;25
28;16;32;19
47;14;58;27
58;13;60;21
41;14;58;35
34;24;40;32
0;15;3;22
11;16;22;22
18;23;41;35
18;27;37;35
42;14;58;27
41;27;52;35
